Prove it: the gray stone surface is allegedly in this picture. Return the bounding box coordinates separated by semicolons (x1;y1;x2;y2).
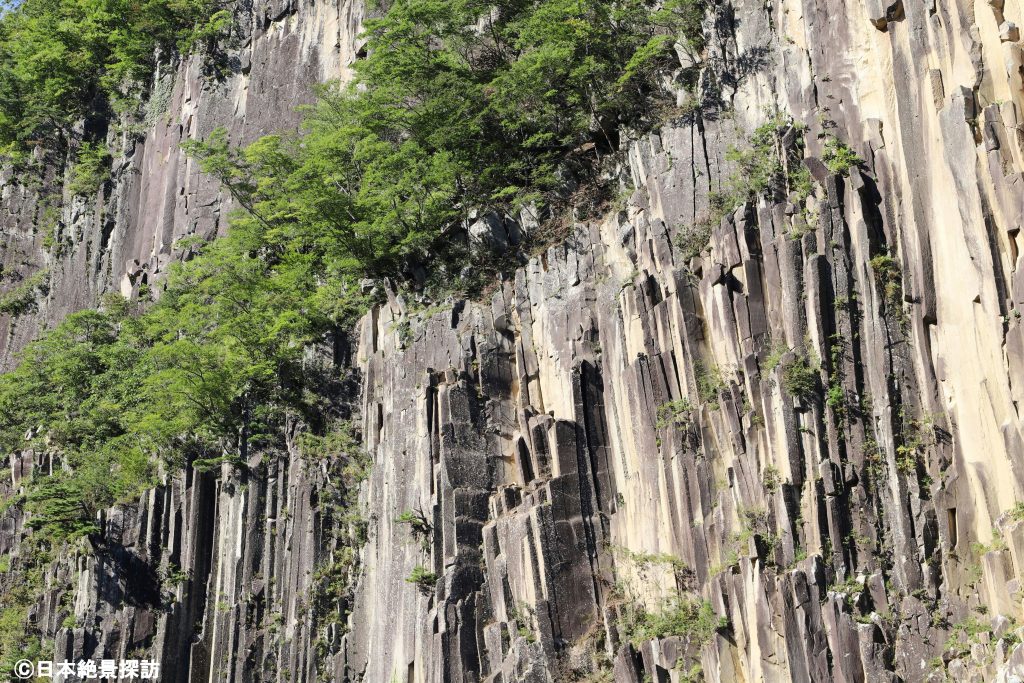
3;0;1024;681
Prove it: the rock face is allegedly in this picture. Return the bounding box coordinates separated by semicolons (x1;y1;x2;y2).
3;0;1024;681
0;0;364;369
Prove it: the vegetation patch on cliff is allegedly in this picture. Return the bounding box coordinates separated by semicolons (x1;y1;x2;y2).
186;0;706;282
620;596;725;646
0;0;711;544
0;0;229;159
0;0;711;670
675;115;815;259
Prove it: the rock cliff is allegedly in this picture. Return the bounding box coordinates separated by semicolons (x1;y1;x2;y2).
3;0;1024;682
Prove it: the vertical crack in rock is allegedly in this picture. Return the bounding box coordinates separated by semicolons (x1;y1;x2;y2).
3;0;1024;680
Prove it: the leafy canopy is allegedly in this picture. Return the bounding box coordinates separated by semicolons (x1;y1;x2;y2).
185;0;706;278
0;0;707;541
0;0;228;157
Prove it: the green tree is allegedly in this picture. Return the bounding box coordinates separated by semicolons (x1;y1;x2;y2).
0;0;710;545
0;0;227;158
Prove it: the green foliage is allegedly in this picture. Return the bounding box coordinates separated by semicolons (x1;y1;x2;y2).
674;218;713;261
824;337;847;421
762;466;781;494
829;576;862;595
725;120;787;199
308;427;371;658
707;549;739;577
949;615;993;643
655;398;693;430
676;662;704;683
682;116;813;256
38;196;63;251
0;231;367;538
406;565;438;594
24;454;151;539
826;384;844;409
0;0;227;157
722;116;811;209
183;0;706;281
67;142;111;196
622;598;725;646
945;616;1019;668
0;606;36;679
781;355;816;400
0;542;49;678
696;362;724;408
822;135;862;175
734;506;781;563
789;161;813;204
297;421;364;462
828;576;865;610
0;268;49;316
762;341;788;372
739;507;768;534
870;253;902;311
612;545;689;574
507;602;538;643
1009;502;1024;522
895;411;933;474
163;564;190;587
971;530;1007;556
0;0;710;550
396;509;432;538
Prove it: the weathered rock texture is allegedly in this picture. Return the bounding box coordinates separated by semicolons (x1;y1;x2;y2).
4;0;1024;681
0;0;364;369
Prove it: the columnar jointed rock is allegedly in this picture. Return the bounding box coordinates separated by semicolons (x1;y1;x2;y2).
3;0;1024;681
